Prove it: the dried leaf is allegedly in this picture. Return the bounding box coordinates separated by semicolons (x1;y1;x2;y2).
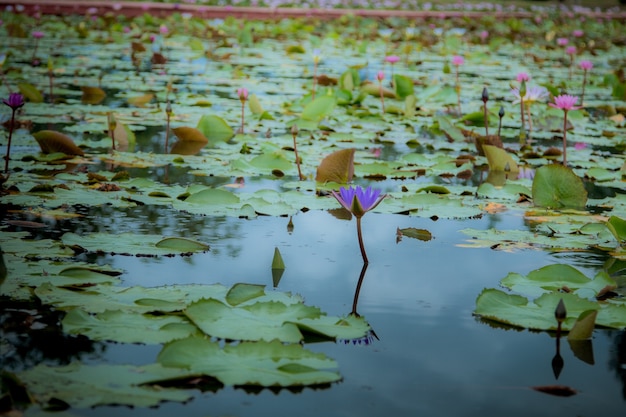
32;130;85;156
127;93;154;108
315;148;355;184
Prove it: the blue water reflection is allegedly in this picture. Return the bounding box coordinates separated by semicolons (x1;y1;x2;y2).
95;210;626;417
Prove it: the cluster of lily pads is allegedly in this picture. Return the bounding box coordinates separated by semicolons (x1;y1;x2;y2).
1;2;626;413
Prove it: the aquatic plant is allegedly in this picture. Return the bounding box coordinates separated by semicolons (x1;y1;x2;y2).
312;49;321;100
331;186;385;264
2;92;24;173
566;46;577;80
384;55;400;85
376;70;385;113
237;87;248;134
549;94;582;166
451;55;464;115
31;30;44;65
579;60;593;106
481;87;489;136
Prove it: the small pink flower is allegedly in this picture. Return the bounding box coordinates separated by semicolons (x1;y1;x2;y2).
574;142;587;150
557;37;569;46
573;30;584;37
377;71;385;82
32;31;44;39
159;25;169;35
579;60;593;71
549;94;582;111
451;55;464;66
384;55;400;64
149;34;156;43
566;46;577;56
237;87;248;101
479;30;489;41
516;72;530;82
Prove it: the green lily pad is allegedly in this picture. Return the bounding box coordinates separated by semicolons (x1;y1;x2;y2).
474;290;626;331
60;232;208;256
18;362;192;408
158;336;341;386
532;164;588;210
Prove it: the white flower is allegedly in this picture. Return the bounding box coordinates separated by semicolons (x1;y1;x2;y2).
511;85;549;105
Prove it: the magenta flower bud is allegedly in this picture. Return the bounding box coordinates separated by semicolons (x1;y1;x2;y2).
557;37;569;46
579;60;593;71
32;31;44;39
377;71;384;82
516;72;530;82
237;87;248;101
566;46;577;56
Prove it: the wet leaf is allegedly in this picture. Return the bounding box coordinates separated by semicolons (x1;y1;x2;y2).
301;95;337;122
155;237;209;252
393;74;414;99
483;145;518;173
32;130;85;156
60;232;208;256
127;93;154;108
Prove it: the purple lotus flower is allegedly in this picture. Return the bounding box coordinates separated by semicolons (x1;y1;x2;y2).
332;186;386;264
3;92;24;110
332;186;385;219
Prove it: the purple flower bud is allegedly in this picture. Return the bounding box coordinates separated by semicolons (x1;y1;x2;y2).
3;92;25;110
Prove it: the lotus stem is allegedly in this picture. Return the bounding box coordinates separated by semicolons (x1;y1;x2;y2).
4;108;16;173
356;216;369;264
351;262;369;316
562;110;568;167
581;70;588;106
291;125;304;180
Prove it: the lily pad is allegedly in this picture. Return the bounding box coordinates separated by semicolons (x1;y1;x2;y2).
532;164;587;210
158;336;341;386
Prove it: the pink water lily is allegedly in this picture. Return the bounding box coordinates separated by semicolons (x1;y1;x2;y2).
332;186;386;264
384;55;400;64
549;94;582;166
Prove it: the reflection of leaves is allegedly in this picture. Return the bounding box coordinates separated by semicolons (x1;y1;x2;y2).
397;227;432;242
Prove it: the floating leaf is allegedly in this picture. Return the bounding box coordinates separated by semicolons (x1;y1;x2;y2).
532;165;587;210
62;309;199;344
169;140;207;155
127;93;154;107
435;115;465;142
172;126;209;143
80;86;106;104
17;82;44;103
196;115;234;143
158;336;341;387
301;95;337;122
155;237;210;252
225;283;266;306
18;362;192;408
393;74;414;99
397;227;432;241
483;145;519;173
32;130;85;156
315;148;355;184
531;385;577;397
606;215;626;244
184;188;240;205
248;93;264;115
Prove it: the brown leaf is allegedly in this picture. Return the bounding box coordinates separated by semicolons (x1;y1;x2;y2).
531;385;577;397
315;148;355;184
32;130;84;156
127;93;154;108
131;41;146;53
172;127;209;143
81;86;106;105
151;52;167;65
170;140;207;155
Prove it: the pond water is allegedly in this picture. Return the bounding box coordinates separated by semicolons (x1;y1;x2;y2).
1;5;626;417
